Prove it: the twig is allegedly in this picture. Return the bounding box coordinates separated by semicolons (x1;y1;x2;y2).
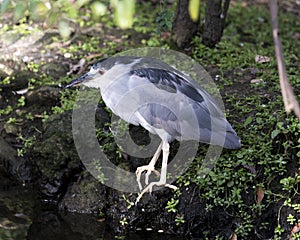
269;0;300;121
222;0;231;28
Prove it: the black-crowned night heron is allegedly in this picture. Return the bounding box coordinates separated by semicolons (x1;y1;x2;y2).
65;56;241;203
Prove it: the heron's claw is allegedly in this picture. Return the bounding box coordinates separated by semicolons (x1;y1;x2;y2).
135;165;160;191
135;182;178;204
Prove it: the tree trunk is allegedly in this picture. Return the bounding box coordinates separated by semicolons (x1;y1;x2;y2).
172;0;200;48
202;0;230;47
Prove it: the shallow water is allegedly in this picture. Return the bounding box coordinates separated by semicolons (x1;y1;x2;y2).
0;182;183;240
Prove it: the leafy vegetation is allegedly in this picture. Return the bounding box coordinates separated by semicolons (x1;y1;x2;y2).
1;0;136;37
176;4;300;239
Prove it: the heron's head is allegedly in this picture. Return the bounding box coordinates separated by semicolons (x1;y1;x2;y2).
64;58;110;89
64;56;142;89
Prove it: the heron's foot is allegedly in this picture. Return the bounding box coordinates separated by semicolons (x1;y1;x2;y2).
135;165;160;191
135;181;178;204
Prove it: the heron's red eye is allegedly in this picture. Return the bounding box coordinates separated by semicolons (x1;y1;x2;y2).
99;70;104;75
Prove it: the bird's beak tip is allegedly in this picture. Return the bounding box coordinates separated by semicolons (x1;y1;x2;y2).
63;74;88;90
63;81;78;90
63;83;72;90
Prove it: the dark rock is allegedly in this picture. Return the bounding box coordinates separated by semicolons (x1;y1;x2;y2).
179;184;236;239
58;172;107;214
106;188;177;236
26;86;61;106
40;62;68;80
40;177;64;202
0;70;31;91
15;158;39;183
0;136;17;179
32;112;82;200
103;182;237;238
0;136;37;183
33;112;80;178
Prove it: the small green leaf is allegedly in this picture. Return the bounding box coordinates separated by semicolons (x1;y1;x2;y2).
227;180;234;187
244;116;253;127
276;121;284;129
271;129;280;139
256;117;263;124
91;1;107;18
188;0;200;22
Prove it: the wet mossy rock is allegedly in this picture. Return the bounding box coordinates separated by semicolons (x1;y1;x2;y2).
0;70;31;91
0;136;37;183
32;112;82;199
0;136;18;179
33;112;79;179
59;172;107;214
40;62;69;80
26;86;61;106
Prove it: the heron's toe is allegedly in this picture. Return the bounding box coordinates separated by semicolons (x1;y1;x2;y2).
145;169;160;185
165;183;178;190
135;165;160;189
135;182;178;204
135;170;143;191
135;182;155;204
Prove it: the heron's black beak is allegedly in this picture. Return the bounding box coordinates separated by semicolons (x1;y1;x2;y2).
64;73;92;89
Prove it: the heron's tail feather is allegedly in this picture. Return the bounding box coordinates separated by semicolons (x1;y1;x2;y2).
223;131;241;149
197;121;241;149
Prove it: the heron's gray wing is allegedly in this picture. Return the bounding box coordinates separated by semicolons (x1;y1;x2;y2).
130;68;205;102
129;68;240;149
129;68;225;120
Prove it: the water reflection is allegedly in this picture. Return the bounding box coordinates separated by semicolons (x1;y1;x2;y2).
0;183;33;240
0;182;183;240
28;211;106;240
